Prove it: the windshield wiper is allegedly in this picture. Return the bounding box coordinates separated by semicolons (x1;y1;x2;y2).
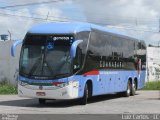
43;60;54;75
28;57;42;77
54;73;69;78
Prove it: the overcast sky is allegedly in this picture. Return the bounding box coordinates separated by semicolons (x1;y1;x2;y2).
0;0;160;45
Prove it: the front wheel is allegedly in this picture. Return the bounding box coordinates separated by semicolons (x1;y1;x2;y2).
79;84;89;105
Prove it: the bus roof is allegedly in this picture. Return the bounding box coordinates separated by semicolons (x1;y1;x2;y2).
28;22;127;36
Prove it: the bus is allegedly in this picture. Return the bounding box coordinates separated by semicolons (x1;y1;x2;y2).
11;22;146;105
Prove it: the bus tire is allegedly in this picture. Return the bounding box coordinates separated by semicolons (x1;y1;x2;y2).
131;80;136;96
39;99;46;104
123;80;131;97
79;84;88;105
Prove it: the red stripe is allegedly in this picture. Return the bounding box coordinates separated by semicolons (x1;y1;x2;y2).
52;82;64;86
83;70;99;76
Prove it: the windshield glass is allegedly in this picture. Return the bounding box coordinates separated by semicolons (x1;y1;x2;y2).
20;34;74;79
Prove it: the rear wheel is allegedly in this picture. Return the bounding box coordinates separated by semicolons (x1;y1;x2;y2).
131;80;136;96
79;84;89;105
39;99;46;104
123;81;131;97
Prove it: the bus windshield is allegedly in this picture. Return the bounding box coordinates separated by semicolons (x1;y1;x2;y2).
19;34;74;79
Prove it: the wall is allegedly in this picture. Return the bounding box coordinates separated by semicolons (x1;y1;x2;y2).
147;47;160;82
0;40;21;85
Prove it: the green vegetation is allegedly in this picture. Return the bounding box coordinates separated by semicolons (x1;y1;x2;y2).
0;80;17;94
143;81;160;90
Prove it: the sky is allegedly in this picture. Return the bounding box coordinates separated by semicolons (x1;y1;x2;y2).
0;0;160;45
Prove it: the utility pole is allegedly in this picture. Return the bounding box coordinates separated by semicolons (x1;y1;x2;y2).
135;18;138;40
159;18;160;47
46;11;50;21
159;18;160;32
159;18;160;99
8;30;11;40
158;41;160;47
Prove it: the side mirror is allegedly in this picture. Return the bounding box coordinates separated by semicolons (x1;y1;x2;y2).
11;40;23;57
70;40;83;58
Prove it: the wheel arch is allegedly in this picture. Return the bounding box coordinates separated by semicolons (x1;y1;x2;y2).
85;79;93;98
128;77;132;84
134;77;138;90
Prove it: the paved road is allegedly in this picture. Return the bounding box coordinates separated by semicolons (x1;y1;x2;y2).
0;90;160;114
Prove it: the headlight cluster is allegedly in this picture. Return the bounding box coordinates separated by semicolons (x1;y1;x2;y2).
69;81;79;88
52;82;69;88
18;81;28;86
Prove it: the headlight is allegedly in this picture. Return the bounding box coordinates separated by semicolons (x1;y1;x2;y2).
69;81;79;88
52;82;69;88
18;81;28;86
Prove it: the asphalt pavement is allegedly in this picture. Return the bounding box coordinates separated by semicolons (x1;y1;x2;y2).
0;90;159;114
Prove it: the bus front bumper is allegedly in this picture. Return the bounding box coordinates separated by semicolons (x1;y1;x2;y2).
18;83;79;100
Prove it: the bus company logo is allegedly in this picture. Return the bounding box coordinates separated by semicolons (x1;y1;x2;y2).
39;86;43;90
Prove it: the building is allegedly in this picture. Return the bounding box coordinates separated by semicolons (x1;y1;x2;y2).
0;40;20;85
147;46;160;82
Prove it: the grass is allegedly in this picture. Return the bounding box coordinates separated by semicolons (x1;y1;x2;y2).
143;81;160;90
0;81;17;94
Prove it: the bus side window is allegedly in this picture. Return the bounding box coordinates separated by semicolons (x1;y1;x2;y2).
73;47;82;73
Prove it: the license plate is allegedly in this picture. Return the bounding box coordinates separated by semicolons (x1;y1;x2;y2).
36;92;46;96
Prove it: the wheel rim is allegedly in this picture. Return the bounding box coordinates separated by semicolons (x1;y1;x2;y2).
127;87;130;94
127;83;131;94
133;83;136;91
86;86;89;99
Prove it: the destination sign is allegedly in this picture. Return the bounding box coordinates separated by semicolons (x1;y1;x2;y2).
24;34;74;46
53;36;73;41
48;35;74;46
